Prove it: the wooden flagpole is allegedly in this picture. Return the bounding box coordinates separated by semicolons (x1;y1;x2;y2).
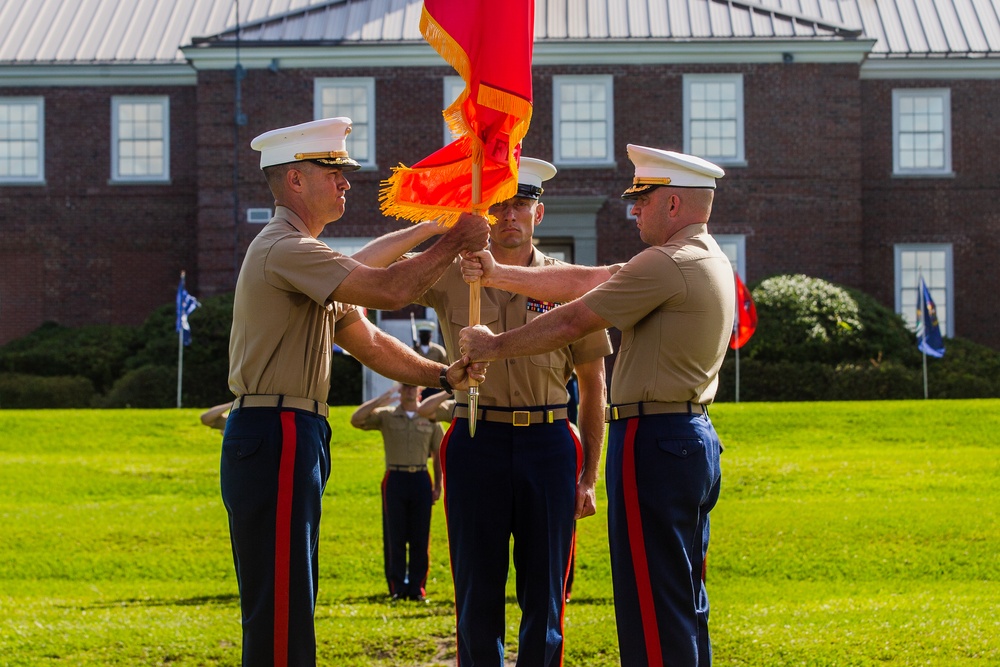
467;161;483;436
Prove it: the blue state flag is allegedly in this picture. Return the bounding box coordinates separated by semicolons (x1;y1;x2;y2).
917;278;945;358
176;275;201;346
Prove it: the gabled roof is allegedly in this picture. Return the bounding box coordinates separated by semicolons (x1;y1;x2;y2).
0;0;998;72
195;0;864;46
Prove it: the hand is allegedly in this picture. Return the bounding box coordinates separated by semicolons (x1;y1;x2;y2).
458;325;498;363
444;356;489;392
574;479;597;520
442;212;490;254
432;487;442;504
460;249;496;285
380;383;401;405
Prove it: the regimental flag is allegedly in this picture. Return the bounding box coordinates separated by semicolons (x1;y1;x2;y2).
378;0;535;226
917;277;945;358
176;275;200;347
730;272;757;349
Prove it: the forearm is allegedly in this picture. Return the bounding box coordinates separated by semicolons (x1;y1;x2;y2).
352;221;442;268
340;322;444;388
575;363;608;487
487;302;608;361
350;390;393;428
485;264;616;303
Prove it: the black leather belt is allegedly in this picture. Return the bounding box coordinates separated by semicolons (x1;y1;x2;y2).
452;406;569;426
605;401;707;422
387;465;427;472
232;394;329;418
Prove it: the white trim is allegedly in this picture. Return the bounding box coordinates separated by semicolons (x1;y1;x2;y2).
861;58;1000;80
552;74;615;167
0;65;196;87
314;77;376;168
683;73;745;165
714;234;747;278
0;96;45;184
892;88;952;177
110;95;170;184
180;39;877;71
442;76;464;145
893;243;954;337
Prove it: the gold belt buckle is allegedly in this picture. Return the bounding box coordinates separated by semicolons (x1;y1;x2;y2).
612;406;620;420
512;411;531;426
408;466;418;473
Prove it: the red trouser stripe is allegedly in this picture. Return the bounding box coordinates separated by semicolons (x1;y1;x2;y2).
273;411;298;667
622;417;663;667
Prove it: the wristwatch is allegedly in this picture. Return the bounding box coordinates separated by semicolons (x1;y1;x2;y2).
439;367;454;394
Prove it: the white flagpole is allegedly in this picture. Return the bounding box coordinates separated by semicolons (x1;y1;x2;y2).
177;328;185;408
735;346;741;403
918;271;928;400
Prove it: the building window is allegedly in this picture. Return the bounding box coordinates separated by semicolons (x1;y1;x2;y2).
684;74;744;164
892;89;951;176
112;96;169;182
552;75;614;166
443;76;465;145
895;244;953;337
0;97;44;184
714;234;746;278
315;78;375;167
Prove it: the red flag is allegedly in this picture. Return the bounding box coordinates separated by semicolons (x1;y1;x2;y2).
731;272;757;349
379;0;535;226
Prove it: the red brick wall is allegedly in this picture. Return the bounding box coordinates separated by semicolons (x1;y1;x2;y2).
861;79;1000;348
4;60;998;352
0;85;199;344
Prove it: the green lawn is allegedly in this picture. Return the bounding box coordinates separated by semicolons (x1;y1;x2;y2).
0;400;997;666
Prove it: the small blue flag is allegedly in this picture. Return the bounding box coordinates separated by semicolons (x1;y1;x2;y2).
176;275;201;346
917;277;945;358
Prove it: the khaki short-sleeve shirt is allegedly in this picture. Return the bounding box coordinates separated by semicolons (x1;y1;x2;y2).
420;248;612;407
581;224;735;405
229;206;363;403
358;406;443;468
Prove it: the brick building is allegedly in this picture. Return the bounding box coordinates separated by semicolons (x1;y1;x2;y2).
1;0;998;349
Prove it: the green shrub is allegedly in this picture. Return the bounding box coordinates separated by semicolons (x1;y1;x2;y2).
0;322;141;394
328;353;363;405
718;275;1000;402
97;364;177;408
124;292;235;407
0;373;96;408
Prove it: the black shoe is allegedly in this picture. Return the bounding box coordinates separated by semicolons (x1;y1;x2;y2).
408;594;429;603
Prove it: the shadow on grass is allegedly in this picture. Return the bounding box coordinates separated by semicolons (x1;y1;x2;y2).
78;593;239;609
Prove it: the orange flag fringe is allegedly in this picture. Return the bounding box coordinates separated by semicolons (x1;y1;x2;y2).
379;0;535;226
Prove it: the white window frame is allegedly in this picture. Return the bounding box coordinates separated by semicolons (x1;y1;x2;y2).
314;78;376;169
683;74;745;165
552;75;615;167
892;89;952;177
894;243;954;337
111;96;170;183
443;76;465;145
714;234;747;279
0;96;44;184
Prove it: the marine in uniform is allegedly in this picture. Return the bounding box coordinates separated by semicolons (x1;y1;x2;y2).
422;158;612;666
350;383;443;602
458;145;735;667
222;117;488;667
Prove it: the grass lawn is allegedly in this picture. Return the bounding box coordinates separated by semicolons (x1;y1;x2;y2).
0;400;998;666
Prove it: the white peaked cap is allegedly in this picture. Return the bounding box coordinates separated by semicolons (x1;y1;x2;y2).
251;117;361;170
621;144;724;198
515;157;557;199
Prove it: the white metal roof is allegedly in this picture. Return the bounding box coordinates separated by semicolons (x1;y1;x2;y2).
1;0;998;67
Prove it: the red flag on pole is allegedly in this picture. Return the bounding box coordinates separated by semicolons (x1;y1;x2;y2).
731;272;757;349
379;0;535;226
